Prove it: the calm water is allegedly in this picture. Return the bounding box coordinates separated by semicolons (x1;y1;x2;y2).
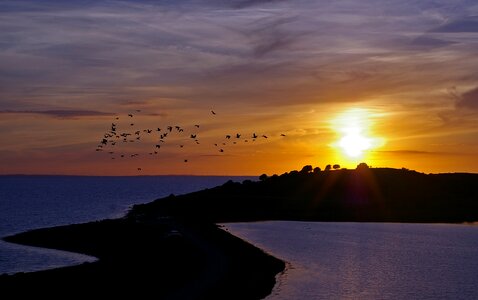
0;175;253;274
225;221;478;300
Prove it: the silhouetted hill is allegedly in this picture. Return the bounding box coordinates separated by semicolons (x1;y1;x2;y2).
128;167;478;223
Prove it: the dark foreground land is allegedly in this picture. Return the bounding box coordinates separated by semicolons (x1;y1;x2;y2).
2;166;478;298
1;218;284;299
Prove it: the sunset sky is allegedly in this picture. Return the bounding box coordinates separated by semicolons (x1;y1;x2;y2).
1;0;478;175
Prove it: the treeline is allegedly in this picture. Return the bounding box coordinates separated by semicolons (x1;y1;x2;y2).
128;165;478;223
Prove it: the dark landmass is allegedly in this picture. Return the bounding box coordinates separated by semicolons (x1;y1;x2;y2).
2;166;478;298
1;218;284;299
130;166;478;223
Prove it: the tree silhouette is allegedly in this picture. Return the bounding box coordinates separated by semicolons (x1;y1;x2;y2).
333;164;340;170
356;162;369;170
325;164;332;171
300;165;313;173
313;167;321;174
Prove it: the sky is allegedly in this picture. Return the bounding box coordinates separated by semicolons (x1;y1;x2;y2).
1;0;478;175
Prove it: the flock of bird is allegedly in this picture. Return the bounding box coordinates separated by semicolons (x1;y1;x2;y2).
95;110;286;171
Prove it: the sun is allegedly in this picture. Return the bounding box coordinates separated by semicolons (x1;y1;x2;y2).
339;128;372;158
331;108;385;160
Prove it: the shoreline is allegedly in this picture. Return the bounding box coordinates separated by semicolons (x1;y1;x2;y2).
0;217;285;299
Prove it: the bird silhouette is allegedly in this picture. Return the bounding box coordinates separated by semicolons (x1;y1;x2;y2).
97;108;287;166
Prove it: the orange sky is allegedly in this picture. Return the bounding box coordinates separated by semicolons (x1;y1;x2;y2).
1;1;478;175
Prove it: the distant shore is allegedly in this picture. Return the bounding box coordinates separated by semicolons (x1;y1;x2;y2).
0;217;284;299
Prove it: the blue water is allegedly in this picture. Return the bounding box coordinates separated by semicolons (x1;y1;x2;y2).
0;175;254;274
225;221;478;300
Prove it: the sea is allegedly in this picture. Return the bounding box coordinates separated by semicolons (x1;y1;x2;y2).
0;175;254;275
225;221;478;300
3;176;478;299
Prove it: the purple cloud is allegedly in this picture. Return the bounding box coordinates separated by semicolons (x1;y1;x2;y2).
456;87;478;110
0;110;115;118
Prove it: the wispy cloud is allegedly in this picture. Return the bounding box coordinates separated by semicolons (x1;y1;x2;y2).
456;86;478;110
0;110;115;118
378;150;451;155
2;0;478;174
431;16;478;33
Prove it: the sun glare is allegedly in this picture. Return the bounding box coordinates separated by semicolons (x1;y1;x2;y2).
331;108;384;160
339;128;371;157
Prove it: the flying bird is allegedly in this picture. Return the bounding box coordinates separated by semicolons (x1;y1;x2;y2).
211;110;216;115
252;133;258;139
262;135;268;138
190;134;197;139
128;114;133;117
236;133;241;138
195;124;200;128
226;135;231;139
281;134;286;136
